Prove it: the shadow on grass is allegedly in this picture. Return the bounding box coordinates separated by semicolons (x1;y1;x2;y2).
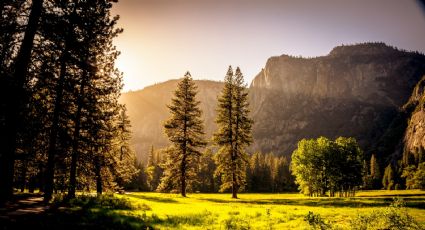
0;206;153;230
0;194;154;230
125;194;178;203
149;211;214;228
197;197;425;209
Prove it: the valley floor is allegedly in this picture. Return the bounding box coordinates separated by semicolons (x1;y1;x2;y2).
1;190;424;229
117;190;425;229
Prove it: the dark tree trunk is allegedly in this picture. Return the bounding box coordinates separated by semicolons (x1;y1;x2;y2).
95;155;102;195
44;46;68;202
181;157;186;197
0;0;43;203
181;115;187;197
210;175;215;192
20;160;28;192
38;164;44;193
232;161;237;199
68;70;88;198
29;176;35;193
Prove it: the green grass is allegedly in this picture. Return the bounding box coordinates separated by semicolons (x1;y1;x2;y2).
112;190;425;229
2;190;425;229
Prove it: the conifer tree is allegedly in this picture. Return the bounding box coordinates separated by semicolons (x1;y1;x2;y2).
214;66;253;198
370;154;381;189
146;145;160;191
158;72;206;197
0;0;43;202
195;148;217;192
382;163;394;190
362;159;372;189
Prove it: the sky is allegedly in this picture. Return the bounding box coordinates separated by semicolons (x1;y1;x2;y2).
111;0;425;92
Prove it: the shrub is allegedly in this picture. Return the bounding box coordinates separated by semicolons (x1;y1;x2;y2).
304;211;333;230
349;198;423;230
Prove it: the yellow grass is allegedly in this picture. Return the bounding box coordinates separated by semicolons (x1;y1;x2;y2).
114;190;425;229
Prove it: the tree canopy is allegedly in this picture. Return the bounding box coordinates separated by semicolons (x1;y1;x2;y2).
291;136;364;197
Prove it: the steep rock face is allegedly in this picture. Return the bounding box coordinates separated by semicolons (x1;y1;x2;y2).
119;80;223;162
403;77;425;164
249;43;425;156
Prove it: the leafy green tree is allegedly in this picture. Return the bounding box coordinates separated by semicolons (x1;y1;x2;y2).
157;72;206;197
291;136;363;197
214;66;253;198
335;137;364;196
402;163;425;189
402;165;417;189
412;163;425;189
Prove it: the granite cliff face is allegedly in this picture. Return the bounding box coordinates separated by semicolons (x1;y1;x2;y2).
121;43;425;161
403;77;425;164
249;43;425;156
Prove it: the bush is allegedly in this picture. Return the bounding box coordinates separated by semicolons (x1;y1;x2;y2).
304;211;332;230
349;198;423;230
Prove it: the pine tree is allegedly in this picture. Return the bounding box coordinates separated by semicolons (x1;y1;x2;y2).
370;154;381;189
214;66;253;198
157;72;206;197
382;163;394;190
0;0;43;202
195;148;217;192
146;145;157;191
362;159;372;189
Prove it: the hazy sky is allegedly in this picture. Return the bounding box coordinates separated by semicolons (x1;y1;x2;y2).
112;0;425;92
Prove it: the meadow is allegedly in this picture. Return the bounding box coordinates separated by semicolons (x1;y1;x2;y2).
2;190;424;229
108;190;425;229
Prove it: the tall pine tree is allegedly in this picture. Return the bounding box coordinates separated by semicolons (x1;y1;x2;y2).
214;66;253;198
158;72;206;197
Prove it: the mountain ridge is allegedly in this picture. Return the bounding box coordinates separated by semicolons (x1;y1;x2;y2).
120;43;425;164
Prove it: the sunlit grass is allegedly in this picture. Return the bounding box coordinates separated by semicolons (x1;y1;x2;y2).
111;190;425;229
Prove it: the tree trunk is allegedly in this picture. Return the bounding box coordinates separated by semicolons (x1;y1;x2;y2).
44;45;68;202
68;70;88;198
181;152;187;197
95;154;102;195
181;169;186;197
38;164;44;193
232;168;237;199
29;176;35;193
0;0;43;203
20;160;28;192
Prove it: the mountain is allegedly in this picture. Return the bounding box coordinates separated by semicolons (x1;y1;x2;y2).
119;80;223;162
121;43;425;162
249;43;425;158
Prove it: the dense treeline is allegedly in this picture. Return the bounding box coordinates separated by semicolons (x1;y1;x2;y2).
0;0;137;203
136;146;295;193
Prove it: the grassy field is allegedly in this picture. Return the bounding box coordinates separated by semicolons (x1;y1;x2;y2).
106;190;425;229
2;190;424;229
